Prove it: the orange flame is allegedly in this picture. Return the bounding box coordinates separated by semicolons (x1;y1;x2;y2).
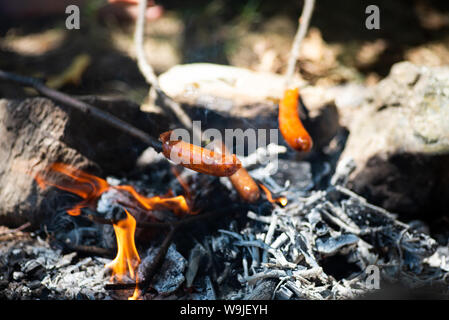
35;163;192;216
105;209;141;300
34;163;195;300
259;184;288;207
115;185;190;216
106;209;140;280
35;163;109;216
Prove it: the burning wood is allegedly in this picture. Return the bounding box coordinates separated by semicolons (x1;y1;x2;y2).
35;163;110;217
1;0;449;303
35;163;193;217
33;162;199;299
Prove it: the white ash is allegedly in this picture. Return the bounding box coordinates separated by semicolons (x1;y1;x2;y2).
197;160;449;300
96;188;128;214
41;256;111;300
0;239;111;300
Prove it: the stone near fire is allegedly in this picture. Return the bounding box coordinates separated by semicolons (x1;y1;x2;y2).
337;62;449;217
151;63;340;151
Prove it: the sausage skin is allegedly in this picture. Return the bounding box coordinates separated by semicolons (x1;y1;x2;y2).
278;88;313;152
159;131;241;177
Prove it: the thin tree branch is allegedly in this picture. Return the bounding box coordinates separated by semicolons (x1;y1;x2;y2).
134;0;160;88
64;243;115;258
0;69;163;152
284;0;315;89
134;0;200;141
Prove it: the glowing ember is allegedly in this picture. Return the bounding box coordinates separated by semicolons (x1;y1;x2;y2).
259;184;288;207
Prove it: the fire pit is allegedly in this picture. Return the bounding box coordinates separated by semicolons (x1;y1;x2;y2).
1;0;449;302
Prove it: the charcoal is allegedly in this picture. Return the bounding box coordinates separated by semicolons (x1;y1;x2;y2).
185;242;207;288
138;244;187;296
1;125;447;301
271;160;313;191
204;276;216;300
276;285;294;300
315;234;359;256
21;259;44;275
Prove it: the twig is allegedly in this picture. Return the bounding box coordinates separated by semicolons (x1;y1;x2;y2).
64;243;115;258
89;204;241;230
134;0;159;91
320;208;362;235
396;227;409;278
134;0;198;140
104;204;245;291
104;226;177;291
139;225;177;294
284;0;315;88
0;222;31;236
0;70;163;152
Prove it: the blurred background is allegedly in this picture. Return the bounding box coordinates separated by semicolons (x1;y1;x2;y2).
1;0;448;102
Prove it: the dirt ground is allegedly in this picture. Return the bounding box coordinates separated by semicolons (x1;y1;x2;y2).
1;0;449;101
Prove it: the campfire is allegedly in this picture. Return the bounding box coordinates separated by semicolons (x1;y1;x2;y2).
30;155;293;300
1;0;449;302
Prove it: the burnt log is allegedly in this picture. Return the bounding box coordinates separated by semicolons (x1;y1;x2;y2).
0;96;168;228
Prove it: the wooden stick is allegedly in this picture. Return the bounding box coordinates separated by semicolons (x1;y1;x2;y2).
0;222;31;236
284;0;315;89
104;204;246;291
134;0;199;141
0;69;163;152
104;226;176;291
64;243;115;258
140;225;177;293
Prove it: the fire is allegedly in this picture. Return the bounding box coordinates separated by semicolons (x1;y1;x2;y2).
259;184;288;207
115;185;190;216
106;209;140;281
35;163;109;216
35;163;192;216
35;163;195;300
105;209;141;300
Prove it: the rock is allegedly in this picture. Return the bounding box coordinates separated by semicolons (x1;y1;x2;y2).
338;62;449;218
153;63;340;151
0;96;168;228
